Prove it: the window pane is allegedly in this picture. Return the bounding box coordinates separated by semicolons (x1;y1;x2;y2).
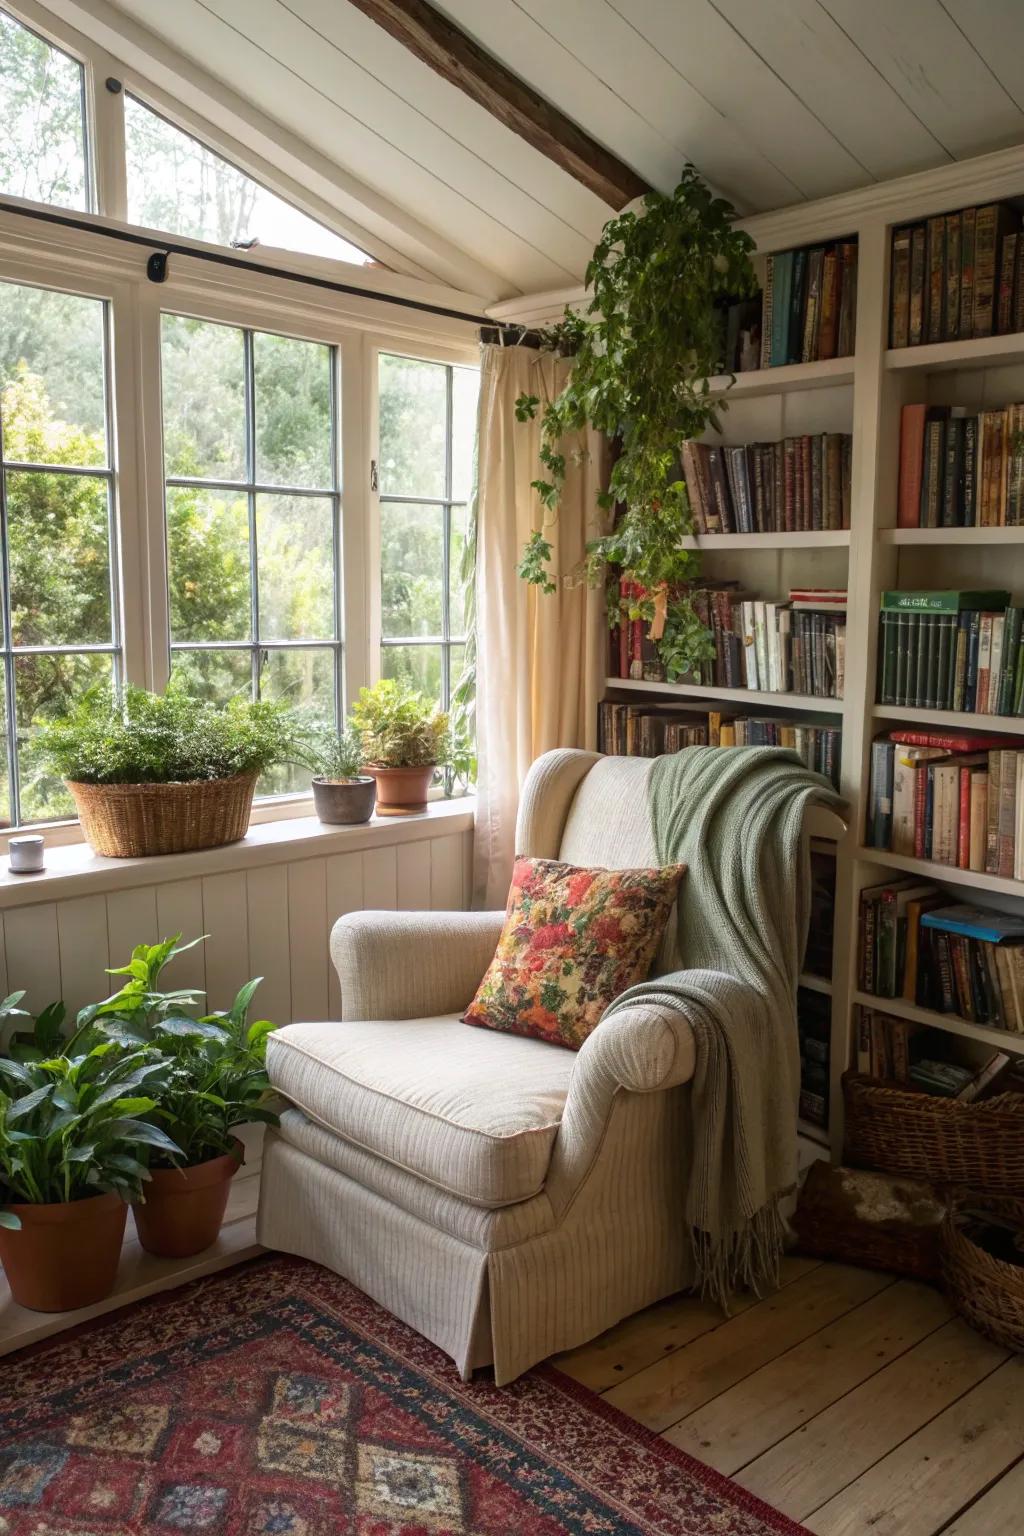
256;494;334;641
378;355;447;498
254;333;332;488
449;503;469;638
381;644;442;705
0;666;10;829
450;642;467;698
451;366;479;503
0;12;87;212
125;97;372;264
16;652;114;823
161;316;245;480
167;486;251;643
260;647;335;794
0;284;106;465
170;648;253;707
7;471;111;646
380;502;443;638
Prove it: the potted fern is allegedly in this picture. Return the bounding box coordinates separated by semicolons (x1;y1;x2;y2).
350;679;449;816
38;683;310;857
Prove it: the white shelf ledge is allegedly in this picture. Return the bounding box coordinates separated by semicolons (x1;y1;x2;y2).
886;333;1024;374
606;677;844;714
851;990;1024;1053
858;845;1024;898
879;526;1024;545
680;530;850;550
800;972;834;996
872;705;1024;735
708;356;855;397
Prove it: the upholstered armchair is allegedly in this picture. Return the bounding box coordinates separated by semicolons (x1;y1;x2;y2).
257;748;843;1384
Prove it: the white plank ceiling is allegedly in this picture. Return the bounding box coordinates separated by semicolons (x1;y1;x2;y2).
91;0;1024;297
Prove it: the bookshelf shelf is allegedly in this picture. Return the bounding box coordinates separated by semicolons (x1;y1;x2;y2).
852;990;1024;1054
879;527;1024;546
871;705;1024;735
605;677;844;714
679;531;850;551
885;332;1024;375
798;1116;831;1148
799;971;834;996
858;846;1024;898
707;356;854;398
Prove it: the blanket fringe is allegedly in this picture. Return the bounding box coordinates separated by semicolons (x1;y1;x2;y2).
691;1197;788;1313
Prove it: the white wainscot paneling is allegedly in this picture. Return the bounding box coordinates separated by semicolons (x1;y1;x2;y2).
4;903;60;1014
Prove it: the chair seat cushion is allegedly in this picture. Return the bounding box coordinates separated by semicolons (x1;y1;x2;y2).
266;1015;574;1207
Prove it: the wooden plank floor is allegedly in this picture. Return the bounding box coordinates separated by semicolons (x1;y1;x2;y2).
557;1258;1024;1536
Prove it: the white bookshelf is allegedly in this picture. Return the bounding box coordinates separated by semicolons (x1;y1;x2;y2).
601;145;1024;1159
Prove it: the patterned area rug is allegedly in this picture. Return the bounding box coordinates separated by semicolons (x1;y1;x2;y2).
0;1255;808;1535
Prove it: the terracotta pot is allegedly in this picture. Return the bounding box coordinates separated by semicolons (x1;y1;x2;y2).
0;1190;127;1312
312;775;376;825
132;1141;243;1259
364;763;436;816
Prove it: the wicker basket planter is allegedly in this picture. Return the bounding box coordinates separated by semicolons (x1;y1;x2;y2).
67;773;258;858
843;1073;1024;1192
941;1197;1024;1353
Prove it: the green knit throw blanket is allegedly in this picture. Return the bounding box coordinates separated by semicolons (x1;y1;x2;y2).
603;745;842;1306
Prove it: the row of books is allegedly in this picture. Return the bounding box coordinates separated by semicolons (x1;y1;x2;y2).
681;433;852;535
898;403;1024;528
597;699;842;789
856;1007;1016;1100
797;986;830;1128
867;729;1024;880
890;203;1022;348
759;242;858;368
859;887;1024;1032
876;589;1024;715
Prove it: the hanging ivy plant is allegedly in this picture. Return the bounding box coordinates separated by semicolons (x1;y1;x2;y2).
515;166;756;679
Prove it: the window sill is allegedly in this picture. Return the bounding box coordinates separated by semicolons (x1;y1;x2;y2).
0;798;475;910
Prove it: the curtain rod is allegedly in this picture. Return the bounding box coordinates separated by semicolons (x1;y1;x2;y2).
0;200;501;327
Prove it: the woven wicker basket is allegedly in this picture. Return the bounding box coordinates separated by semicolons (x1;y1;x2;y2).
844;1073;1024;1192
67;774;258;858
941;1197;1024;1353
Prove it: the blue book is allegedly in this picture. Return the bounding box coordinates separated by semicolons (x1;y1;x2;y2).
921;904;1024;943
771;251;794;366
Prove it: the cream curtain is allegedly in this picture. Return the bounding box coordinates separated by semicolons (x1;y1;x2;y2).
473;343;609;908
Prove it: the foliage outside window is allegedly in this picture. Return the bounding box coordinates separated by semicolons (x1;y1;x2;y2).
378;353;478;773
0;10;88;212
162;314;343;794
125;96;371;265
0;280;120;825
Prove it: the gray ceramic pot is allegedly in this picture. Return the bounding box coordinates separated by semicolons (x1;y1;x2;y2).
312;776;376;825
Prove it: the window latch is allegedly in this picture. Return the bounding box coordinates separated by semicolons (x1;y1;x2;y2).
370;459;379;493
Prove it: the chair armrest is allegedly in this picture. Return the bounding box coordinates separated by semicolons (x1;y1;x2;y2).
545;970;762;1216
330;909;504;1021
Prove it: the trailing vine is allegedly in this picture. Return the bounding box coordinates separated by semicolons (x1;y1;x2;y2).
515;167;756;679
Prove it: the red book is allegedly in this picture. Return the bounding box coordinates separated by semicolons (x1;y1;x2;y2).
914;771;928;859
890;729;1022;752
898;404;927;528
618;577;630;678
958;766;971;868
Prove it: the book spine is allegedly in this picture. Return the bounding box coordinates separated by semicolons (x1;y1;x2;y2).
974;205;999;338
890;228;912;348
998;232;1018;335
963;414;978;526
898;404;926;528
909;224;927;345
958;766;971;869
818;246;839;360
945;212;962;341
960;207;976;340
926;215;945;343
802;249;823;363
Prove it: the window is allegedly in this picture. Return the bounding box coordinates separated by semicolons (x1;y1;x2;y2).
161;314;342;793
378;354;478;711
0;281;119;825
0;10;89;211
125;97;372;265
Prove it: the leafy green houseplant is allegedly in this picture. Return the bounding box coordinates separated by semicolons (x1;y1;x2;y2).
37;682;310;856
306;721;377;826
83;935;280;1258
351;678;450;816
0;1031;181;1310
516;167;757;681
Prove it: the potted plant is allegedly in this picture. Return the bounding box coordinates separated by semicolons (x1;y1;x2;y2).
0;1027;180;1311
308;722;376;825
37;682;310;857
350;678;449;816
87;936;279;1258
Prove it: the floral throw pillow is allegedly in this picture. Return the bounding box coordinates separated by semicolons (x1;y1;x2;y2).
464;856;686;1051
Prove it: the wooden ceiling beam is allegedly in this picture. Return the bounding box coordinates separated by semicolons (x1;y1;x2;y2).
345;0;651;210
